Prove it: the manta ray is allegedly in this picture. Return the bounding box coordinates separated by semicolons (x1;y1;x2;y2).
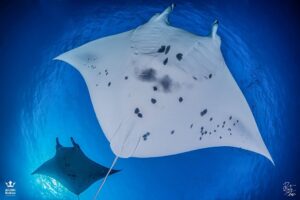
32;137;119;197
54;4;273;199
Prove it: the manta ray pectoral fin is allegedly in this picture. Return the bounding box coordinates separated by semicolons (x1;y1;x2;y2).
31;161;48;175
31;169;38;175
211;20;219;39
150;3;175;23
109;168;121;175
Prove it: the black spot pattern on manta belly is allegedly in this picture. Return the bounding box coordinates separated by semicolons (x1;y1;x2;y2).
165;45;170;54
200;109;207;116
157;45;166;53
163;58;168;65
143;132;150;141
176;53;183;61
153;86;158;91
222;121;226;128
89;65;96;69
190;124;193;128
108;82;111;87
160;75;172;92
171;130;175;135
178;97;183;102
200;125;209;137
134;108;143;118
124;76;128;80
138;68;157;82
210;117;213;121
151;98;157;104
193;76;198;80
105;69;108;76
209;74;212;79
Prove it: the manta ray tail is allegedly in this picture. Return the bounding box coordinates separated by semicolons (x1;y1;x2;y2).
93;156;119;200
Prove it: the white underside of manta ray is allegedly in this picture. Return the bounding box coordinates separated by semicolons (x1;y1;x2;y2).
55;4;273;166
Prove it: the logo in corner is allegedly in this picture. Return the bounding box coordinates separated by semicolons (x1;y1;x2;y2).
5;181;15;188
283;181;296;197
5;180;16;196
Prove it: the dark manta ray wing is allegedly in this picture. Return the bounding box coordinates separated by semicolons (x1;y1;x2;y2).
32;139;119;195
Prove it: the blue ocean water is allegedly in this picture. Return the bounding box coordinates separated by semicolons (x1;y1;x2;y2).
0;0;299;199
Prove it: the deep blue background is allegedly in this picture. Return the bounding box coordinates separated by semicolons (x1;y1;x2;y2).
0;0;300;199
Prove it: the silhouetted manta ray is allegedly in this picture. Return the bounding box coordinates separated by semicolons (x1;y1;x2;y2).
32;137;119;196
